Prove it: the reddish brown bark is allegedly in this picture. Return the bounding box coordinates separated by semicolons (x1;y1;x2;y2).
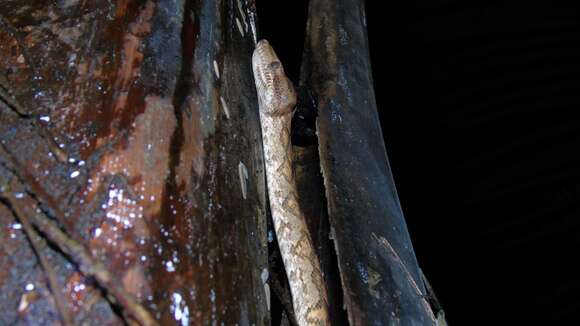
1;1;268;325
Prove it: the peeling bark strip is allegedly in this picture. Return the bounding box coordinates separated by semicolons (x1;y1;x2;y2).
1;0;268;325
300;0;437;324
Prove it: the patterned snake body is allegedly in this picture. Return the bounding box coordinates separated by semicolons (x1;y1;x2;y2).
252;40;330;326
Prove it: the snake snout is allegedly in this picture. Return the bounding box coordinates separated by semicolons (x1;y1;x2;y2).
257;39;270;47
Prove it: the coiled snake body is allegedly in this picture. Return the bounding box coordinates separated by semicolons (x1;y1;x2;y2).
252;40;330;326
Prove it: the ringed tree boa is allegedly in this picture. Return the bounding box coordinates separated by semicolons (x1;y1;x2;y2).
252;40;331;326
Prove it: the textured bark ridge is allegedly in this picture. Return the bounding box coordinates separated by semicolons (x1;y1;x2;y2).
253;40;330;326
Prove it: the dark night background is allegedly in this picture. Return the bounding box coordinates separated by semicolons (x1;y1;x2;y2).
258;1;580;325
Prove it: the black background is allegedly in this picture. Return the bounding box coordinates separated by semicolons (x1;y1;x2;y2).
257;1;580;325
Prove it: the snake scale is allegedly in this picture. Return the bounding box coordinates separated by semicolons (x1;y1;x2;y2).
252;40;330;326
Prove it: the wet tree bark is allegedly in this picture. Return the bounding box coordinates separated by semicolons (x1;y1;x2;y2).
0;1;269;325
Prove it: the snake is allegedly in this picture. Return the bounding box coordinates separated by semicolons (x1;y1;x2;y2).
252;40;330;326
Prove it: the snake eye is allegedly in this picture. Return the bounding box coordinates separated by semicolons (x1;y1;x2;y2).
269;61;282;69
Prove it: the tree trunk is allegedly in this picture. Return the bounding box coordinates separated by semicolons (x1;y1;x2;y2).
299;1;438;325
1;1;268;325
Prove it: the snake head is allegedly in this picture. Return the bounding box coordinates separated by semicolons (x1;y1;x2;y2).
252;39;297;116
